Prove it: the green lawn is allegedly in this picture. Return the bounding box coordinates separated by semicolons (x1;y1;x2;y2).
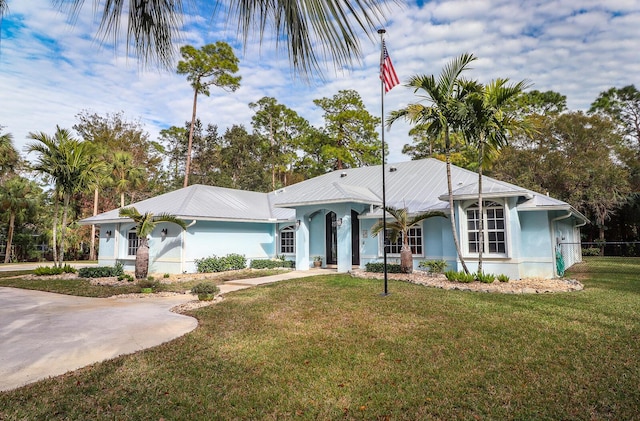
0;258;638;420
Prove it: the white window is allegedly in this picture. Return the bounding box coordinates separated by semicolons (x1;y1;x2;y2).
280;226;296;254
465;201;507;255
127;230;141;256
383;226;423;255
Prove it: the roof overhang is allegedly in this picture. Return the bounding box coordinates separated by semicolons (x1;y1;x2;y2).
437;191;533;202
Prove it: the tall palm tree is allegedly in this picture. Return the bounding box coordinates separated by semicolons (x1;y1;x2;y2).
0;176;38;263
371;207;446;273
27;127;103;266
111;151;144;207
4;1;390;74
461;78;530;273
119;207;187;279
388;53;478;274
0;129;19;180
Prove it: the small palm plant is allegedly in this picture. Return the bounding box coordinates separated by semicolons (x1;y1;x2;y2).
119;207;187;279
371;207;446;273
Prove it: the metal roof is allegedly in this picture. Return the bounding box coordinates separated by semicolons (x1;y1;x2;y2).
80;158;587;225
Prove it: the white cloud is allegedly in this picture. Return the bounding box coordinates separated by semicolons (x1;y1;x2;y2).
1;0;639;167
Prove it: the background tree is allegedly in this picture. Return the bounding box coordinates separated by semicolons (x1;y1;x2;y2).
215;125;271;192
157;125;189;191
0;127;20;181
0;176;39;263
111;151;145;208
313;89;381;170
118;207;186;279
491;112;630;249
402;125;477;169
371;207;446;273
388;53;478;274
250;97;310;189
177;43;241;187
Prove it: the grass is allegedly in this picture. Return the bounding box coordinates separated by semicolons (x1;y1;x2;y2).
0;258;639;419
0;268;288;297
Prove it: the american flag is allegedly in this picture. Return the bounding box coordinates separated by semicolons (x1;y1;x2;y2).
380;40;399;93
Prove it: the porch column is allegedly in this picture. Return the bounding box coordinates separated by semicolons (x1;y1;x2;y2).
336;209;352;273
295;214;310;271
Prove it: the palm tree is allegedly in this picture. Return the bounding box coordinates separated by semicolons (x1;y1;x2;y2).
388;53;478;274
111;151;144;207
461;78;530;273
27;127;103;266
371;207;446;273
0;129;19;180
0;176;38;263
118;207;187;279
26;1;390;74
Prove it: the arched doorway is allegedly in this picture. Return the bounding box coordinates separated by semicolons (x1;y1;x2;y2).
325;211;338;265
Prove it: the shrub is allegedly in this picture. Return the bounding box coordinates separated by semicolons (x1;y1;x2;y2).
118;273;135;282
190;282;220;295
476;272;495;283
78;263;123;278
497;274;510;283
582;247;601;257
34;264;77;276
418;259;448;273
163;273;170;278
195;254;247;273
250;259;295;269
365;262;402;273
445;270;475;283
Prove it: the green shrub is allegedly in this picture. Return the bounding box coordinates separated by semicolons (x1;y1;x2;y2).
225;253;247;270
118;273;135;282
365;262;402;273
250;259;295;269
476;272;495;283
190;282;220;295
418;259;448;273
445;270;475;283
497;274;510;283
582;247;601;256
78;264;123;278
163;273;170;278
34;265;77;276
195;254;247;273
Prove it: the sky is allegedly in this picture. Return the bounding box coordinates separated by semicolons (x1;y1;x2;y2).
1;0;639;167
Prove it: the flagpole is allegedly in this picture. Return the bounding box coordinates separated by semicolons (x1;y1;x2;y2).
378;28;389;296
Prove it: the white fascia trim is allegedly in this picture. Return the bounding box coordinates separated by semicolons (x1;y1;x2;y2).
275;199;381;208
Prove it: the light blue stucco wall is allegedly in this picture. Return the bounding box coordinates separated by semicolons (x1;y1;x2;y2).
182;220;276;273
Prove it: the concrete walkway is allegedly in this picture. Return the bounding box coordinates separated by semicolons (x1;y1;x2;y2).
0;268;331;392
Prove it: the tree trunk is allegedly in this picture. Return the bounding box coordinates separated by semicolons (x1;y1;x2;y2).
135;239;149;279
400;241;413;274
4;212;15;264
52;194;59;266
58;193;70;266
90;187;98;261
184;87;199;188
120;192;125;208
445;131;469;274
477;142;485;274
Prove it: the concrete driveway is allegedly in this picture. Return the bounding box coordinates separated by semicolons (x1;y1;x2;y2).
0;287;196;392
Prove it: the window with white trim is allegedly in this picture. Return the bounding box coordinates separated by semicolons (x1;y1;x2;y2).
280;226;296;254
127;230;141;256
465;201;506;255
383;226;423;255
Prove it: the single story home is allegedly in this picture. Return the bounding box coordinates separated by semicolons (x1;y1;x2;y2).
80;158;587;279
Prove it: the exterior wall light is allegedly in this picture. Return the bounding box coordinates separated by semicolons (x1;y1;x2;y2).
105;230;112;238
161;228;168;238
295;219;301;229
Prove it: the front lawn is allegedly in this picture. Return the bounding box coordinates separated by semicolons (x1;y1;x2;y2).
0;258;638;419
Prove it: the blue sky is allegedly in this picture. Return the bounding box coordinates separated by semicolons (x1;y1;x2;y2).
1;0;639;165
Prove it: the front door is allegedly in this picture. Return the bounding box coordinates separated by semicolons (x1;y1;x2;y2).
325;212;338;265
351;210;360;265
